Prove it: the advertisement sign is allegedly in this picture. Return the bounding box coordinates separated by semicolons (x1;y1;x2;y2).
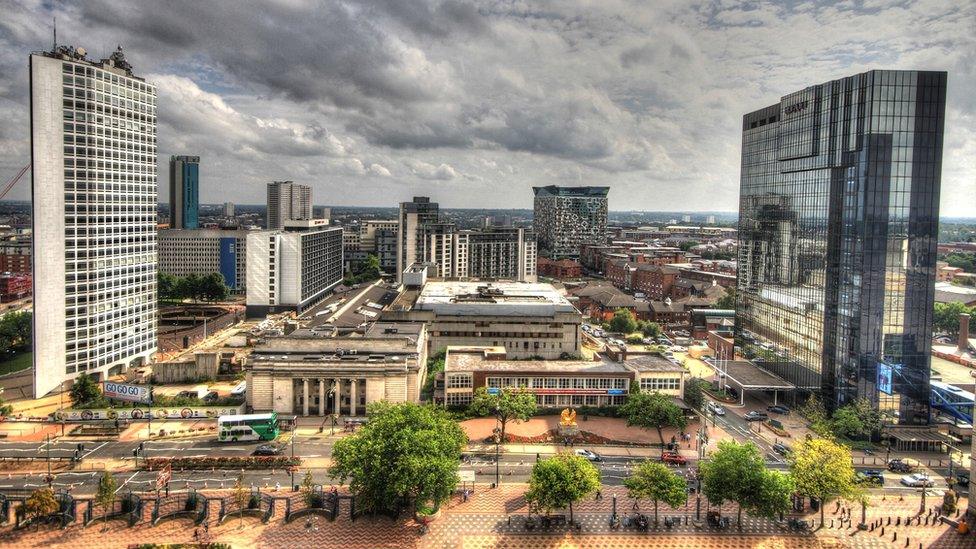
877;362;893;396
103;382;151;404
53;405;244;422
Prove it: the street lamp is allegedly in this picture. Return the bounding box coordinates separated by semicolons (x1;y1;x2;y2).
290;428;297;489
493;405;502;488
59;382;65;437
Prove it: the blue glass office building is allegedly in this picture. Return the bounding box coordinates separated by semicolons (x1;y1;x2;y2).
169;155;199;229
736;70;946;424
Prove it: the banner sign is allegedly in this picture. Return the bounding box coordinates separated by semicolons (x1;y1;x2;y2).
877;362;893;396
53;405;244;422
103;382;151;404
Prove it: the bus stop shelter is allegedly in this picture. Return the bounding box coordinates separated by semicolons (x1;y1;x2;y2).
718;360;796;405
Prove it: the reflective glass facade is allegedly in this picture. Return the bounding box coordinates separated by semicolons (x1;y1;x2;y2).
736;70;946;424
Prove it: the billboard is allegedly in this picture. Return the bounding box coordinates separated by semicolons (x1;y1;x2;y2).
877;363;893;396
103;382;151;404
53;405;245;422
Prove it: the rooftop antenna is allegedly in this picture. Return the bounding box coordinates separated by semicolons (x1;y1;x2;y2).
52;17;56;51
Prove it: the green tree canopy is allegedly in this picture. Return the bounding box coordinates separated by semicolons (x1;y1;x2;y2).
69;373;102;406
637;320;662;339
525;452;600;523
609;308;638;334
788;437;861;526
716;287;736;310
468;386;537;442
96;471;117;524
329;402;467;514
934;301;971;336
624;460;688;526
0;311;32;354
683;378;707;412
619;391;686;453
699;440;791;527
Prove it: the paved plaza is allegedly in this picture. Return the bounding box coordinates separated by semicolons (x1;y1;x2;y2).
0;484;971;548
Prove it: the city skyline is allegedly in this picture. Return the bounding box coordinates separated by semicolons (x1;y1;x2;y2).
0;1;973;214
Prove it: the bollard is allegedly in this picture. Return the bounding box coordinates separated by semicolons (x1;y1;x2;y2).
831;519;834;528
870;524;874;532
896;517;901;526
888;517;891;526
905;538;909;548
881;527;885;536
893;532;897;541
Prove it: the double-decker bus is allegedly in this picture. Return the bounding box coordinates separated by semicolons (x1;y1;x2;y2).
217;413;279;442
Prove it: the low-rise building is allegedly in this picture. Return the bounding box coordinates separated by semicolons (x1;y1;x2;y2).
440;346;686;408
0;273;31;301
537;257;582;279
245;322;427;416
385;281;582;359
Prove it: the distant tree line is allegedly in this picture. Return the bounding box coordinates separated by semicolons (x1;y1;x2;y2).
158;273;230;303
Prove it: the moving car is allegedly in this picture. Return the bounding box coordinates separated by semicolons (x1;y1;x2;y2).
706;402;726;416
900;473;934;488
855;470;885;486
575;449;602;462
772;442;791;456
661;452;687;465
887;458;917;473
744;411;768;422
252;444;282;456
767;405;791;415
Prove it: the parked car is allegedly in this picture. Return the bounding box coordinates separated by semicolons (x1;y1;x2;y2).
767;405;791;415
887;458;917;473
955;473;970;487
855;470;885;486
744;411;768;421
252;444;282;456
575;449;602;462
772;442;791;456
900;473;934;488
661;452;687;466
202;391;219;403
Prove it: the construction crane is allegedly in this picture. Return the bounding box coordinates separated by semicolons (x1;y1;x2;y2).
0;163;30;201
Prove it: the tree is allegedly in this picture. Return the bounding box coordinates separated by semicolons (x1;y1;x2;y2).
157;272;179;302
24;487;59;523
69;373;101;406
788;437;861;527
678;240;700;252
716;287;736;310
468;386;537;443
797;394;832;438
96;471;117;525
637;320;662;339
525;453;600;524
609;308;638;334
233;473;249;528
624;460;687;526
330;402;467;514
200;273;230;301
683;378;706;412
699;440;787;528
933;301;971;335
619;391;686;454
829;406;864;439
300;470;316;508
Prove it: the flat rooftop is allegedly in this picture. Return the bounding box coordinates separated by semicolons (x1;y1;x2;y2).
723;360;795;390
414;281;577;316
445;347;631;375
625;354;687;373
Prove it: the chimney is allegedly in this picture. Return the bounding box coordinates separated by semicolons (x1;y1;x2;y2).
959;313;971;353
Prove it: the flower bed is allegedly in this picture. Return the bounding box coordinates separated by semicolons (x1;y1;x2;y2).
143;455;301;470
483;429;653;447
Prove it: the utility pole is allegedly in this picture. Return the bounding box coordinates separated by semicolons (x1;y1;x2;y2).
146;386;154;440
46;433;52;486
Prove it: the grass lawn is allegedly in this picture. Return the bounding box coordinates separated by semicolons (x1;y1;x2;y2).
0;351;32;376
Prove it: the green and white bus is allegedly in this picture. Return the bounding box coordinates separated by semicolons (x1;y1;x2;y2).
217;413;280;442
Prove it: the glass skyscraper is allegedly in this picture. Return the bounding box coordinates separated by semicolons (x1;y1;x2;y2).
736;70;946;425
168;155;199;229
532;186;609;259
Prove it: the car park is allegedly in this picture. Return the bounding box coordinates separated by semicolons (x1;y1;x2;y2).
252;444;282;456
661;452;687;465
744;411;768;421
767;405;790;415
900;473;934;487
575;449;602;462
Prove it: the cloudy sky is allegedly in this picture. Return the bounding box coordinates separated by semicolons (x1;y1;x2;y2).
0;1;973;214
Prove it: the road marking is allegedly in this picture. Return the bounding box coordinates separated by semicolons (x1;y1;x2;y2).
116;471;139;494
81;441;108;459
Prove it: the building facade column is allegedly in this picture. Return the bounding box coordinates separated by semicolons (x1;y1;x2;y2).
333;378;341;415
318;379;325;416
350;379;357;416
302;378;309;417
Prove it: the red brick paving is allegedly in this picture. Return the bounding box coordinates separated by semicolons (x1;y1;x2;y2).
0;485;972;548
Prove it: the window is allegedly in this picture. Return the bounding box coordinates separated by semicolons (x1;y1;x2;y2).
447;374;472;389
640;377;680;392
446;392;472;406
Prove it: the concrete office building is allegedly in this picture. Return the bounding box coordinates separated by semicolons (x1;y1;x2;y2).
532;186;609;259
266;181;311;229
223;202;234;217
397;197;439;282
245;226;343;316
736;70;946;422
426;226;537;282
245;323;427;416
30;45;157;396
158;229;248;292
168;155;199;229
386;281;581;359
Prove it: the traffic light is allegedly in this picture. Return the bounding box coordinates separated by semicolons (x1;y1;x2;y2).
132;449;138;457
77;443;84;452
138;442;144;452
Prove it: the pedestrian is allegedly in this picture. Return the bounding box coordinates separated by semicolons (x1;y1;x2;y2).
275;481;280;492
193;528;199;541
595;490;602;501
204;521;209;535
